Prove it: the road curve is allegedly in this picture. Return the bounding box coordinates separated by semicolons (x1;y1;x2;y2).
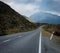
0;28;41;53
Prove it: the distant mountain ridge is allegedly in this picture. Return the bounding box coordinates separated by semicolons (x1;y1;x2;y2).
0;1;37;35
30;12;60;24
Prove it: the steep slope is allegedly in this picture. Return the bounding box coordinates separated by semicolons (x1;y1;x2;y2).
30;12;60;24
0;1;37;35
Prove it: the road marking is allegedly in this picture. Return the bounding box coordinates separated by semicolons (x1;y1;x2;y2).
2;36;22;43
38;30;42;53
18;36;22;37
3;39;11;43
15;36;22;39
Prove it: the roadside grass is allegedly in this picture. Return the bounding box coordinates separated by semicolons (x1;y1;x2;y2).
42;29;51;38
54;36;60;45
42;29;60;45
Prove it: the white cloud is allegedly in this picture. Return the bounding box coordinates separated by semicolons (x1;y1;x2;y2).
35;0;42;2
8;2;39;17
44;11;60;16
0;0;40;17
0;0;14;2
1;0;60;17
53;0;60;3
53;0;60;2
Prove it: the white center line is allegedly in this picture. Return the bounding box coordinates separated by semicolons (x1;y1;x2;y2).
3;39;11;43
18;36;22;37
2;36;22;43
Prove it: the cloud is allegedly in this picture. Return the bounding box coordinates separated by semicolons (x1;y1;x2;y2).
15;0;34;3
8;1;39;17
14;0;42;4
1;0;60;17
38;0;60;14
35;0;42;2
0;0;40;17
0;0;14;3
53;0;60;2
43;11;60;16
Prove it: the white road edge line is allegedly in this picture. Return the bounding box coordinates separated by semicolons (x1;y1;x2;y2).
38;29;42;53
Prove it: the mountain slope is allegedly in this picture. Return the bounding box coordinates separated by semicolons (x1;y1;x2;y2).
30;12;60;24
0;1;37;35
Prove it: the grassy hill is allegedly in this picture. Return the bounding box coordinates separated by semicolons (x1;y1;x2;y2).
0;1;38;36
43;24;60;33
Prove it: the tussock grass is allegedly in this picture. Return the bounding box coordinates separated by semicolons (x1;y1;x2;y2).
42;29;51;38
42;29;60;45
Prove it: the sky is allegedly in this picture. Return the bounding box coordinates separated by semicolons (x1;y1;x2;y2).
0;0;60;17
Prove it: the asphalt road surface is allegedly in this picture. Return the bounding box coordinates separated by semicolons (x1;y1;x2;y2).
0;28;41;53
0;28;60;53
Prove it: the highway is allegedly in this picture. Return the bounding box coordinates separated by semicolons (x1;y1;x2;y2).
0;28;60;53
0;28;41;53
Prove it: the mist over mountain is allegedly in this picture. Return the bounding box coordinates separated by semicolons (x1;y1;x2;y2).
0;1;38;35
30;12;60;24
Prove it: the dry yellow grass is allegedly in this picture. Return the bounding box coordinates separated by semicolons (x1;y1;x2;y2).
54;36;60;45
42;29;51;38
42;29;60;45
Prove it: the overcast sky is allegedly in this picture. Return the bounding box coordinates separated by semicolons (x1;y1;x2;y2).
0;0;60;17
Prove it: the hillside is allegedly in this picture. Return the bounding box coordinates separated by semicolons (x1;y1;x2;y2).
0;1;38;36
30;12;60;24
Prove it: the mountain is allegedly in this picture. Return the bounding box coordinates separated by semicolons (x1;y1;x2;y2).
30;12;60;24
0;1;38;35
